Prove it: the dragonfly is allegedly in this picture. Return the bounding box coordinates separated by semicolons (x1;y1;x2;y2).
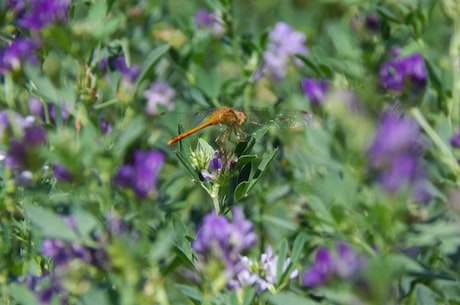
167;107;313;145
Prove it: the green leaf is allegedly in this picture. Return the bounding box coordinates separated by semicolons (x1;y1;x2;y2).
172;214;194;266
235;181;249;201
73;209;99;243
22;204;79;241
113;116;146;158
194;65;221;99
134;44;171;92
24;65;60;103
280;233;308;284
242;286;257;305
176;150;200;182
295;54;323;77
175;284;203;302
276;240;288;285
268;292;319;305
262;215;298;231
80;287;109;305
243;148;278;196
415;284;437;305
6;284;37;305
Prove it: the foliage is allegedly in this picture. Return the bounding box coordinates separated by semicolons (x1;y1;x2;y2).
1;0;460;304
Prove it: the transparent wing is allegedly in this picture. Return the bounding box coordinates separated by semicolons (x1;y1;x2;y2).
244;108;313;129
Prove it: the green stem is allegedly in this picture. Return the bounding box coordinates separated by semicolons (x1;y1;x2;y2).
448;2;460;124
410;108;460;178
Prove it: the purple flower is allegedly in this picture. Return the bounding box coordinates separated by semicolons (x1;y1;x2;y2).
0;38;40;75
201;151;238;183
192;207;257;279
29;98;70;125
379;50;427;92
335;243;362;278
41;215;109;270
367;110;425;193
144;81;176;115
114;150;165;198
365;13;380;31
300;78;329;106
450;127;460;148
232;245;299;292
263;22;308;80
99;117;112;134
108;55;140;83
7;0;27;15
194;9;225;36
302;244;363;288
20;273;68;305
52;163;72;182
17;0;71;30
1;112;46;171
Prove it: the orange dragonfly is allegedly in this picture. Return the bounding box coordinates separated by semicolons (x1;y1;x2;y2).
167;107;313;145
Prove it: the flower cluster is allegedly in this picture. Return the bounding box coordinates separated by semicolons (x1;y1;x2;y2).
379;49;427;92
301;243;364;287
30;214;130;304
194;9;225;37
192;208;257;281
0;111;47;183
263;22;308;80
29;98;70;125
301;78;329;106
367;110;426;195
98;54;140;83
113;149;165;198
230;246;298;293
12;0;71;31
144;81;176;115
21;272;68;305
0;38;41;75
200;151;238;183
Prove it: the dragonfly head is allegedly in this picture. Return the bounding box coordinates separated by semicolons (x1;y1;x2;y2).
235;110;247;127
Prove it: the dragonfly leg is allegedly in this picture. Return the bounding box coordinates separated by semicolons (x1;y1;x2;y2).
235;127;253;142
215;127;232;147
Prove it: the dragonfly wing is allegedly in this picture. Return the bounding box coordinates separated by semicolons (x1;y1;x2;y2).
245;109;313;129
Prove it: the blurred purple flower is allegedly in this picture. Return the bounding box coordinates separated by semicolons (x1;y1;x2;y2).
263;22;308;80
450;127;460;148
1;112;46;171
21;273;68;305
144;81;176;115
41;215;109;269
7;0;27;15
105;213;130;235
99;117;112;134
232;246;298;292
29;98;70;125
108;55;140;83
365;13;380;31
302;243;363;288
193;207;257;279
300;78;329;106
194;9;225;36
380;50;427;92
301;247;335;287
0;37;40;75
367;110;425;193
52;163;72;182
114;149;165;198
17;0;71;30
